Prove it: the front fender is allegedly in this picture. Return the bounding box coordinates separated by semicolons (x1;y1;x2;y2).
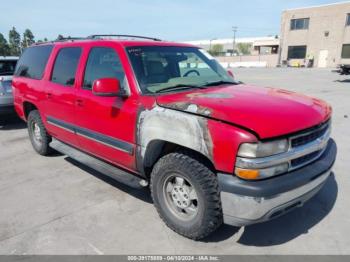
137;106;257;174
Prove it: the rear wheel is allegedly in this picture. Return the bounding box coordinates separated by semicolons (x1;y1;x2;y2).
27;110;53;156
151;152;223;240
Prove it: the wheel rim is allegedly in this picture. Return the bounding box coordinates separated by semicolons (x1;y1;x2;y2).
163;174;199;221
32;121;42;144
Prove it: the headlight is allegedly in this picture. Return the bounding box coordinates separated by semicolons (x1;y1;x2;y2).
237;139;289;158
235;163;289;180
235;139;289;180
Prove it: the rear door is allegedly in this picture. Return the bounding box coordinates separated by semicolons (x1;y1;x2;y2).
43;46;82;147
74;45;138;172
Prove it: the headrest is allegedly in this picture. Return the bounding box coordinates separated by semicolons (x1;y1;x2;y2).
147;61;166;75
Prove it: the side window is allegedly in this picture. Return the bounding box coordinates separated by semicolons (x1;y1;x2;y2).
83;47;126;90
15;45;53;79
51;47;82;86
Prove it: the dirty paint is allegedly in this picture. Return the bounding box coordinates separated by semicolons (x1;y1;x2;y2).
137;106;213;161
186;92;234;99
162;102;212;116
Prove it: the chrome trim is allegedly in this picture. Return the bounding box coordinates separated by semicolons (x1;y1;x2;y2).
289;120;330;148
236;127;331;170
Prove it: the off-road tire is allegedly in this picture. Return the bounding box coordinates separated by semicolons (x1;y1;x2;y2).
151;152;223;240
27;110;53;156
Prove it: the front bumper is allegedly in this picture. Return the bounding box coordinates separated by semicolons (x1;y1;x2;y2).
218;138;337;227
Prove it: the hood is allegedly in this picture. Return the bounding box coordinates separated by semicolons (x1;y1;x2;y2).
156;84;331;139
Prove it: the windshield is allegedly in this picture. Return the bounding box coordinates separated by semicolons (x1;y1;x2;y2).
126;46;235;94
0;60;17;76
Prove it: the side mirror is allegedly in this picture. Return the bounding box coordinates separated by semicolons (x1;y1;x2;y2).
92;78;127;97
227;69;235;79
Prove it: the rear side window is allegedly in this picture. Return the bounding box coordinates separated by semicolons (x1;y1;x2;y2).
83;47;126;90
51;47;82;86
15;45;53;79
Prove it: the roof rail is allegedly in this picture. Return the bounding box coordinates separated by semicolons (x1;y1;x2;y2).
56;37;86;41
33;35;162;46
87;34;162;41
33;36;86;46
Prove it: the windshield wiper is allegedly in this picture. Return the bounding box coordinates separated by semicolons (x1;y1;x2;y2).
153;84;203;93
202;80;237;87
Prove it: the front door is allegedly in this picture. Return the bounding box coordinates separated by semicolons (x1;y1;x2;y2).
74;46;138;172
318;50;328;68
44;46;82;148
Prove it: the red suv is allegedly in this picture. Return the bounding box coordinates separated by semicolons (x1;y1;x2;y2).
12;35;337;240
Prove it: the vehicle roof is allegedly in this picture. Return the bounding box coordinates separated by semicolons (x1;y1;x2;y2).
0;56;19;60
34;39;198;48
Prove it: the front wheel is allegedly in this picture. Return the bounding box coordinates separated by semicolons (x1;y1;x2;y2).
151;152;223;240
27;110;53;156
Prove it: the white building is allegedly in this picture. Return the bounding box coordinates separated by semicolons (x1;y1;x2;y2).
184;36;280;55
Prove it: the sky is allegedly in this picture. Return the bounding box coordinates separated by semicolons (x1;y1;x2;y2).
1;0;348;41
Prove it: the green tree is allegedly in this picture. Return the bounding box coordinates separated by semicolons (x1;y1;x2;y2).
21;29;35;49
237;43;252;55
36;37;48;44
56;34;64;40
209;44;224;56
8;27;21;55
0;33;10;56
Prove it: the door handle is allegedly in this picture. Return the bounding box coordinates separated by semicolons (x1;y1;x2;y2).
46;93;52;99
76;99;84;107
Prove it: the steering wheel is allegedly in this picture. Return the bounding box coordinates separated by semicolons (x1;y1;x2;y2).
183;69;200;77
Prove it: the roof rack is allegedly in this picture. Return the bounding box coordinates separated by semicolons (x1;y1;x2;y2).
56;37;86;42
87;34;162;41
33;36;86;46
33;34;162;46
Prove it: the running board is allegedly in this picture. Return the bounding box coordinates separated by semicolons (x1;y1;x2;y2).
50;139;148;189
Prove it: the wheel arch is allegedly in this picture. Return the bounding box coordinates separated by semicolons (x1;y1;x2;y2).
23;101;39;120
142;139;216;178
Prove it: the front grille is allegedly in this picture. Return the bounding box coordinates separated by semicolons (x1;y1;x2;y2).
291;122;330;148
291;149;322;167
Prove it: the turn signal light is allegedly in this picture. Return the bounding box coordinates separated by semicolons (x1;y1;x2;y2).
235;168;260;180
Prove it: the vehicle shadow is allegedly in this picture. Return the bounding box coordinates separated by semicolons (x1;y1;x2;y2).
237;173;337;246
202;173;338;244
0;115;26;130
64;157;153;204
334;79;350;83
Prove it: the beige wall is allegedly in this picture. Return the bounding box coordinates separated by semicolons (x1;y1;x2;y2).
280;2;350;67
